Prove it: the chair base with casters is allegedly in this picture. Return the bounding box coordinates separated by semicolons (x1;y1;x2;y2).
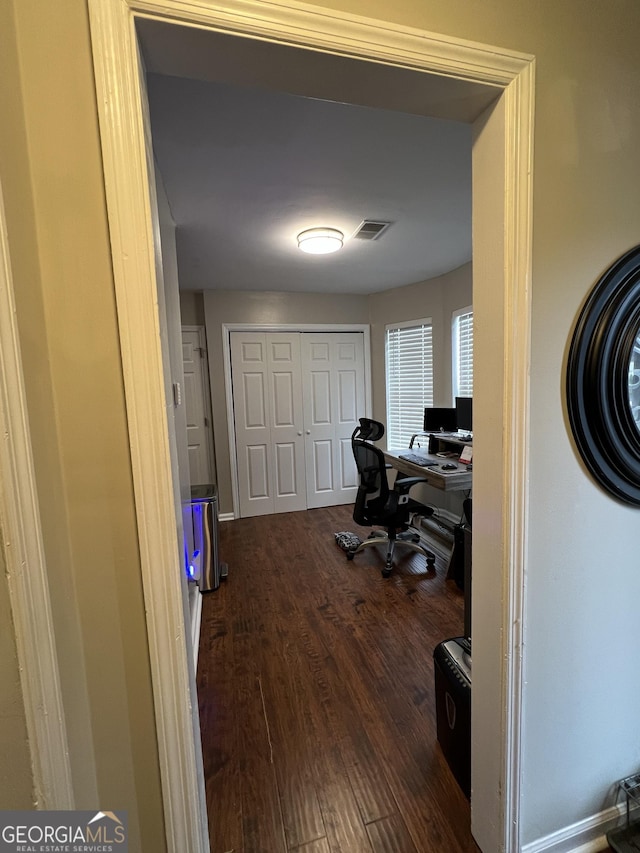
347;517;436;578
348;418;437;578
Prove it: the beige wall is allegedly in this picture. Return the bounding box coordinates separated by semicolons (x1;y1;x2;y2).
179;290;206;327
2;0;640;850
1;1;165;849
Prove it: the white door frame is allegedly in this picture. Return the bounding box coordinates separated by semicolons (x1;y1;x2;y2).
223;323;372;520
87;2;533;851
182;323;216;486
0;180;74;808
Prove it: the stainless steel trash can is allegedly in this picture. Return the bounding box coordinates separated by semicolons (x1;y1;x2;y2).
190;484;227;592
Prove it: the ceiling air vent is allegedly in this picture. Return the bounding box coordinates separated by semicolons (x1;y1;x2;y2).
353;220;392;241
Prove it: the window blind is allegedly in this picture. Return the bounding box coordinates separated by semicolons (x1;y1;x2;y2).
385;321;434;448
453;310;474;397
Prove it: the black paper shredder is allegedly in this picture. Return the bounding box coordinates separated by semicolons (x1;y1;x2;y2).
433;636;471;798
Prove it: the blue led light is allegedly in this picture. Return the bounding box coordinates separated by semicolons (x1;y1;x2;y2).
183;537;190;579
187;549;201;580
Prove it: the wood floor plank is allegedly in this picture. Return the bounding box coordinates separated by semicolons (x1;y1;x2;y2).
255;598;326;848
264;529;401;827
198;506;480;853
255;557;380;849
291;838;331;853
304;583;474;851
365;814;419;852
197;588;244;853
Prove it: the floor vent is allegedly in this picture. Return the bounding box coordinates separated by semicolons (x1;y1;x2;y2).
353;220;392;240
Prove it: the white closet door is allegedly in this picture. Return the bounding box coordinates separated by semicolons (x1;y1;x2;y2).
182;327;214;486
301;333;364;509
231;332;306;517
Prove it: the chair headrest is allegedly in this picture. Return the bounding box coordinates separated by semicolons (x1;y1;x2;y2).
355;418;385;441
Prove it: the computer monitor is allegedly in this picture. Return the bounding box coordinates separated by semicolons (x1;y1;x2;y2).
424;406;457;433
455;397;473;433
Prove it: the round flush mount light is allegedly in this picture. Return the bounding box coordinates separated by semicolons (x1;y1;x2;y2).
297;227;344;255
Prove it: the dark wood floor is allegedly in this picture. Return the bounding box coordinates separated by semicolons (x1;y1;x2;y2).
197;504;479;853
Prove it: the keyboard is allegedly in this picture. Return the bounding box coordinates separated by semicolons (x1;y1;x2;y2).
398;451;437;467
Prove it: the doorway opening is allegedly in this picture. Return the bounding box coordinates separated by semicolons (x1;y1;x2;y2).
88;3;534;850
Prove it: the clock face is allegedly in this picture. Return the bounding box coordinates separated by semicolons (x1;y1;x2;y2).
567;245;640;506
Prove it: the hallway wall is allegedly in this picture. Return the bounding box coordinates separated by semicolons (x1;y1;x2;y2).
0;1;165;848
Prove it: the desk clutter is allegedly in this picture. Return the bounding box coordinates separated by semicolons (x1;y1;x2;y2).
400;427;474;473
385;448;472;490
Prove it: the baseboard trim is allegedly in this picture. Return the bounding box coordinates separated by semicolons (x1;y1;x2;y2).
522;803;624;853
189;584;203;671
219;512;235;522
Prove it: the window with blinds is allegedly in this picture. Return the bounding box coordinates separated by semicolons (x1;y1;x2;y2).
385;319;434;448
452;307;474;397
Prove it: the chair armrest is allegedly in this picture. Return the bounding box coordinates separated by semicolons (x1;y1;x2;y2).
394;476;429;494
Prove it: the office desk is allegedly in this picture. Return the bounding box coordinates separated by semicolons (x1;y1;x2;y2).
384;448;472;492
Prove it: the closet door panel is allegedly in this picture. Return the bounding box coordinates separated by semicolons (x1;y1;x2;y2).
231;332;273;517
302;333;365;509
267;334;306;513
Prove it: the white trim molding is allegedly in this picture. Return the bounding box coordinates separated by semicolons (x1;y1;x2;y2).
0;180;74;808
501;57;535;852
87;3;209;851
188;583;203;670
87;2;534;851
521;803;624;853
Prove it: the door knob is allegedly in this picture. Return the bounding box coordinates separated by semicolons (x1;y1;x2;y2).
306;430;311;434
297;431;302;436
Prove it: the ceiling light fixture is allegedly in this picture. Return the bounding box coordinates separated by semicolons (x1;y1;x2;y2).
297;227;344;255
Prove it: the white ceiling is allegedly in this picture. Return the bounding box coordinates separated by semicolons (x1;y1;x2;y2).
138;20;500;295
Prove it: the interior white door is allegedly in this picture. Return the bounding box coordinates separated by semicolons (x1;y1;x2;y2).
301;333;364;509
182;327;214;486
231;331;306;517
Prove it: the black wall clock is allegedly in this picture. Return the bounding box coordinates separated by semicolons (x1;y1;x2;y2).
567;245;640;505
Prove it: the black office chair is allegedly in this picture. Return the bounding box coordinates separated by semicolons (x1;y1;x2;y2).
347;418;436;577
